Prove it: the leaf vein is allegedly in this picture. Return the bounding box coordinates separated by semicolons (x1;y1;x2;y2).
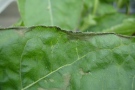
48;0;54;25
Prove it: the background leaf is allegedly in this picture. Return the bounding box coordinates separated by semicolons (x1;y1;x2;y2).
17;0;135;35
103;18;135;35
0;26;135;90
84;13;135;35
17;0;84;30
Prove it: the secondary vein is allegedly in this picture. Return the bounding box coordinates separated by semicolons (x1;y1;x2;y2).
22;53;87;90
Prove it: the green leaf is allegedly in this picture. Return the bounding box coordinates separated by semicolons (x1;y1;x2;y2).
103;18;135;35
100;0;115;3
79;2;116;31
17;0;84;30
93;13;127;31
85;13;135;34
0;26;135;90
17;0;117;31
116;0;129;8
96;2;116;16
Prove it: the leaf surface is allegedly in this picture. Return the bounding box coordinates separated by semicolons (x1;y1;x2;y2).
0;26;135;90
85;13;135;35
17;0;116;31
17;0;83;30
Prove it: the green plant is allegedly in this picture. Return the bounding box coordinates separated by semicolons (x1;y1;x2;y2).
0;0;135;90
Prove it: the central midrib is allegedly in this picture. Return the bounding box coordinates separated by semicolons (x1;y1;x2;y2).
48;0;54;25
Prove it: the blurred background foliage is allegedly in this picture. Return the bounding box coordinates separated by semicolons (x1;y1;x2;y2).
79;0;135;35
16;0;135;35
